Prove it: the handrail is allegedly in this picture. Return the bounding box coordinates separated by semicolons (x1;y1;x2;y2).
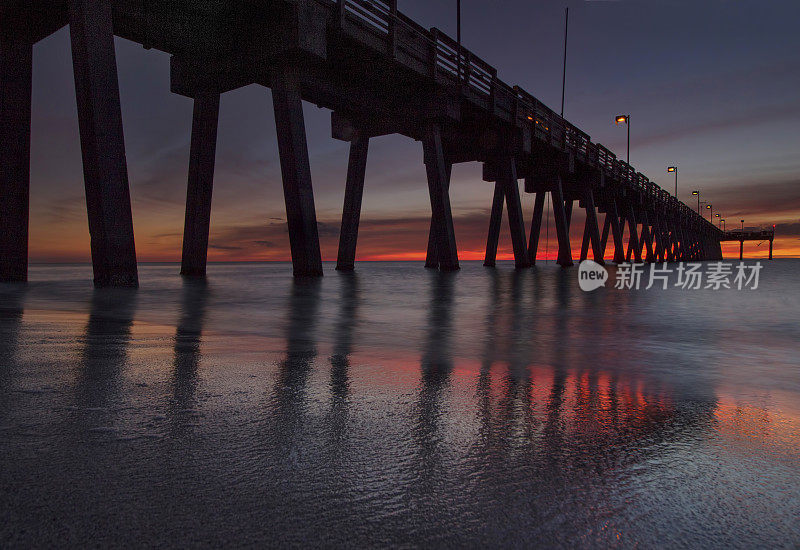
331;0;708;226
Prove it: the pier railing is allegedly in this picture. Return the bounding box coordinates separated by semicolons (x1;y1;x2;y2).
328;0;712;228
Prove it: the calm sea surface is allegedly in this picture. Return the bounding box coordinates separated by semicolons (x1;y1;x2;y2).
1;261;799;547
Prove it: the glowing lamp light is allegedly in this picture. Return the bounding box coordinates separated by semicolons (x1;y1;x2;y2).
667;166;677;173
615;115;629;125
692;191;699;196
706;204;711;209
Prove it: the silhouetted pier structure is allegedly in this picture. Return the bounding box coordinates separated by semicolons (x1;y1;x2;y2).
2;0;727;286
721;227;775;260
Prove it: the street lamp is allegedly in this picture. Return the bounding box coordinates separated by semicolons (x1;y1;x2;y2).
741;219;745;233
715;212;721;228
721;218;726;231
456;0;462;83
667;166;677;198
615;114;630;165
692;190;700;213
706;203;712;221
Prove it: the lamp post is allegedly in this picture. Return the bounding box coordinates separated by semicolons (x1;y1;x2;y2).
668;166;677;198
615;114;630;165
456;0;461;83
692;190;700;213
721;218;726;231
561;7;569;117
741;219;744;233
706;203;712;221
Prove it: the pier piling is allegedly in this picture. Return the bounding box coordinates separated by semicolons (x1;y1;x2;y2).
181;93;220;278
69;0;138;287
0;37;32;282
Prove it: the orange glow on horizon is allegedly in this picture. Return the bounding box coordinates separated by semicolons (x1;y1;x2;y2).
28;235;800;263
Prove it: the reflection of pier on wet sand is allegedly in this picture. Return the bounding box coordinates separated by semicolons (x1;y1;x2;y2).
0;265;797;546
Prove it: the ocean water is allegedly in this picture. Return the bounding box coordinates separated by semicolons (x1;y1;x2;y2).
1;261;799;547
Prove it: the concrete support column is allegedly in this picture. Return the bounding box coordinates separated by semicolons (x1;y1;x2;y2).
625;204;641;263
584;189;604;264
422;123;459;271
564;199;573;230
608;201;625;264
580;211;592;262
336;133;369;271
425;162;452;269
551;176;573;267
69;0;138;287
600;213;611;256
272;66;323;277
498;157;529;269
652;216;665;262
527;191;545;265
640;211;655;262
665;223;676;262
181;93;220;277
483;182;504;267
0;38;32;282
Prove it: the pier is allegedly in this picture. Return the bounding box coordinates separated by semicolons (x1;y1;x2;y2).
721;227;776;260
1;0;729;285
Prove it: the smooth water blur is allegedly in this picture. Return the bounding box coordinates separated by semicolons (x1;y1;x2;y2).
1;261;799;547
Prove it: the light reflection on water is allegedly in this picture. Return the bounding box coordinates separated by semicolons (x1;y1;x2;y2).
0;261;799;547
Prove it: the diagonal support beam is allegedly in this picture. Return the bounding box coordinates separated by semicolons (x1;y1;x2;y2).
601;212;611;255
527;190;545;265
583;189;605;264
423;123;459;271
498;156;530;269
639;210;655;262
69;0;138;287
625;203;642;262
336;132;369;271
551;176;573;267
580;210;592;262
608;200;625;263
564;199;574;230
483;182;504;267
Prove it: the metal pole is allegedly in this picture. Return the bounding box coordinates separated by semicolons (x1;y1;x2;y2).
626;117;630;165
561;7;568;117
674;170;678;198
456;0;461;83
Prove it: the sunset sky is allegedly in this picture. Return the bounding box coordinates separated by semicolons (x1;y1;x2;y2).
26;0;800;262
